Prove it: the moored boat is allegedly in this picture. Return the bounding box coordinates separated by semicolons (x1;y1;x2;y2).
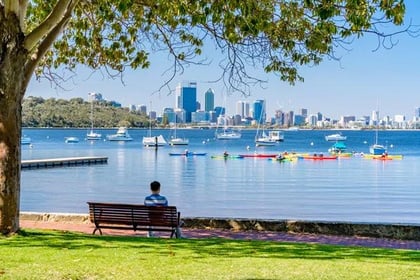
369;144;386;155
255;135;277;146
169;117;189;145
86;94;102;140
268;130;284;142
169;137;189;146
65;137;79;143
325;133;347;141
87;131;102;140
143;135;167;146
106;127;133;141
216;129;242;140
21;136;32;145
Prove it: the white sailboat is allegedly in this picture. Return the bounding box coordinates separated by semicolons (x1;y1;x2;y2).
142;111;167;146
369;108;386;155
169;116;189;146
255;103;276;147
86;94;101;140
215;112;241;140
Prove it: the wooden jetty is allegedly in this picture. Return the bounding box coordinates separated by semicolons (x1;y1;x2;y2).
21;156;108;169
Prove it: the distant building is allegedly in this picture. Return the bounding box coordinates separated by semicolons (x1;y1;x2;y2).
307;114;318;126
204;88;215;112
300;108;308;118
253;100;265;124
236;101;249;118
370;110;379;126
149;111;157;120
284;111;294;127
138;104;147;114
339;116;356;127
192;110;208;123
214;106;225;117
163;108;175;123
415;107;420;120
294;115;306;126
176;81;197;123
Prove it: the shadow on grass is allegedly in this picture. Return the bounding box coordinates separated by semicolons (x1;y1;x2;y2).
3;229;419;262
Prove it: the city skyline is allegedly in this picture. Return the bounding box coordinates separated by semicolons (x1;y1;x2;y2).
27;1;420;120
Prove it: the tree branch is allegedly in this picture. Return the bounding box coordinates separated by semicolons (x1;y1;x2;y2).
4;0;27;30
23;0;78;52
22;0;78;91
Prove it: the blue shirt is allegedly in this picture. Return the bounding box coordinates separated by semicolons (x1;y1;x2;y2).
144;194;168;206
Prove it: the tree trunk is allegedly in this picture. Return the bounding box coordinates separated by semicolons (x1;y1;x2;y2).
0;8;27;234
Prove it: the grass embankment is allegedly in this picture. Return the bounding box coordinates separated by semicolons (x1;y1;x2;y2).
1;229;419;280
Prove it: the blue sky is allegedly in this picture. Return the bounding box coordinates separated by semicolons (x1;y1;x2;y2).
27;1;420;120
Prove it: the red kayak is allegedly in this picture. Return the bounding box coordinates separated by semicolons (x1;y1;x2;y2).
239;154;277;158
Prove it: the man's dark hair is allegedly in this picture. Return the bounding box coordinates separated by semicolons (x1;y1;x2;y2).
150;181;161;192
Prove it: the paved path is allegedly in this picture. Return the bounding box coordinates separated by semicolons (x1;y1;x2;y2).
20;220;420;250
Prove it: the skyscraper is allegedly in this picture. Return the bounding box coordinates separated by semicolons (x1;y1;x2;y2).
204;88;214;112
176;82;197;123
253;100;265;124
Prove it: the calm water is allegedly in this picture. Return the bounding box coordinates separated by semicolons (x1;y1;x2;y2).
21;128;420;224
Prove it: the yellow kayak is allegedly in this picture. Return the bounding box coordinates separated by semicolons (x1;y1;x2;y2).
363;154;403;160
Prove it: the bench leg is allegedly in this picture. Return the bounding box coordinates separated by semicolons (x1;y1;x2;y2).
174;227;182;238
92;227;103;235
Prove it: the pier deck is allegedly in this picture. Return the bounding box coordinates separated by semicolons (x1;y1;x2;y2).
21;156;108;169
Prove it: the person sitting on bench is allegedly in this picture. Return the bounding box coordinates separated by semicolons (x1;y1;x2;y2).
144;181;168;237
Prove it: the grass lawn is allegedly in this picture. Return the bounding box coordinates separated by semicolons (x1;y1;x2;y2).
1;229;419;279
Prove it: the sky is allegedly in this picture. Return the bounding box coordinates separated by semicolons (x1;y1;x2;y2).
27;1;420;120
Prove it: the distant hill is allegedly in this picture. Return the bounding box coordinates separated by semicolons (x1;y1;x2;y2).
22;96;149;128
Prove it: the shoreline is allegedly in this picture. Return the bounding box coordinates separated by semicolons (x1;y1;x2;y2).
20;212;420;241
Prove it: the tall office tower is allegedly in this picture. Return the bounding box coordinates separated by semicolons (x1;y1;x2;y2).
139;104;147;114
415;107;420;119
204;88;215;112
371;110;379;126
274;109;284;126
317;112;323;121
253;100;265;124
236;101;245;118
300;108;308;118
149;110;157;120
244;102;250;117
284;111;294;127
176;82;197;123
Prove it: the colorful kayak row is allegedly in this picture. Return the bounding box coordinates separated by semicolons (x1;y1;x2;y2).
169;152;403;160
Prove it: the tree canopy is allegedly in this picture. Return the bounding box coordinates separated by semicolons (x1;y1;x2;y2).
25;0;407;94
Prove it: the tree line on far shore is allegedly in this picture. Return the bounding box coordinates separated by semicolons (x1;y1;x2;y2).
22;96;150;128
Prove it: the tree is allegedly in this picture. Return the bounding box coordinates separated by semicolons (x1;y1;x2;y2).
0;0;408;234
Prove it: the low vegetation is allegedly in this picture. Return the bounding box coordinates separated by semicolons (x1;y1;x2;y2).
1;229;419;279
22;96;149;128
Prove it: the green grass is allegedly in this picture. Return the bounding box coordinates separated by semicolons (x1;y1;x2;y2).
1;229;419;280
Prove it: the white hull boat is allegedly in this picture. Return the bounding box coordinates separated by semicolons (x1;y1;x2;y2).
143;135;167;146
106;127;133;141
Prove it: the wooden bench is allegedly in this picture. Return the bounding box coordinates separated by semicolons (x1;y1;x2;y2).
87;202;182;238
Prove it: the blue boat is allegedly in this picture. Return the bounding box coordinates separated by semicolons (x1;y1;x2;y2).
369;144;386;155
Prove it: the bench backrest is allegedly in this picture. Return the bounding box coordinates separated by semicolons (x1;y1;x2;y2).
87;202;179;227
